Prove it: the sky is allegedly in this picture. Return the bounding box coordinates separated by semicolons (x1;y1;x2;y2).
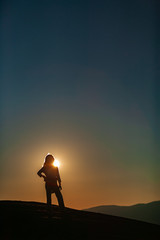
1;0;159;209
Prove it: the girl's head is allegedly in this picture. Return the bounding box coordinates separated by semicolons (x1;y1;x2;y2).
44;154;55;166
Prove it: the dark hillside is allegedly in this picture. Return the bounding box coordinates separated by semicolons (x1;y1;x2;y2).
1;201;160;240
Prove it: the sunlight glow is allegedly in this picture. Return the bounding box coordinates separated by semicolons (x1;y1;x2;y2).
53;159;60;168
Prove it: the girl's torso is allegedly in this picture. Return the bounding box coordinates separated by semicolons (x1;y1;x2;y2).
43;165;58;184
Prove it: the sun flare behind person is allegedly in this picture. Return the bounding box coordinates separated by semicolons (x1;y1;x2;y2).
53;159;60;168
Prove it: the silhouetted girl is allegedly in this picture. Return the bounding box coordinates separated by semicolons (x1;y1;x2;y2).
37;154;65;208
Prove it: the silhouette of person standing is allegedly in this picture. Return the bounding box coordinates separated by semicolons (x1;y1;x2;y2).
37;154;65;208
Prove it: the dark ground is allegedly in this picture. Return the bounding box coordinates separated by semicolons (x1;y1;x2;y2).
1;201;160;240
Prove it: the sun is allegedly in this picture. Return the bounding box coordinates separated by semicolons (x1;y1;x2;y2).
53;159;60;168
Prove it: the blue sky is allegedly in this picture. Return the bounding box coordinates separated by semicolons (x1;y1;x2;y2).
1;0;159;208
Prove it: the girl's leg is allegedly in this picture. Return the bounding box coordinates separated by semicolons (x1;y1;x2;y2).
45;185;51;206
55;188;65;208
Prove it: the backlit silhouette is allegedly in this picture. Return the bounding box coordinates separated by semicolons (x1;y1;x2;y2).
37;154;65;208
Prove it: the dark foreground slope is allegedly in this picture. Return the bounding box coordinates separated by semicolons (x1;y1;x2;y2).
84;201;160;225
1;201;160;240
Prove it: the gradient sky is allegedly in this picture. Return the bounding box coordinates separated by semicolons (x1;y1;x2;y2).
1;0;159;209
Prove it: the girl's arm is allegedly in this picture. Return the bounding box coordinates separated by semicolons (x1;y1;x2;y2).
56;167;62;188
37;167;45;177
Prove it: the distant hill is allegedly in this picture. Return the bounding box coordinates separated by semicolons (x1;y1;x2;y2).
1;200;160;240
84;201;160;225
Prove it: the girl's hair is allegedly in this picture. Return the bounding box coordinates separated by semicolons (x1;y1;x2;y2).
44;154;55;166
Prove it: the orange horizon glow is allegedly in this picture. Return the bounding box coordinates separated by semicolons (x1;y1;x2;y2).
0;145;159;210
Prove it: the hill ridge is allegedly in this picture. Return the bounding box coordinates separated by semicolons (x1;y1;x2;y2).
84;200;160;226
84;200;160;209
